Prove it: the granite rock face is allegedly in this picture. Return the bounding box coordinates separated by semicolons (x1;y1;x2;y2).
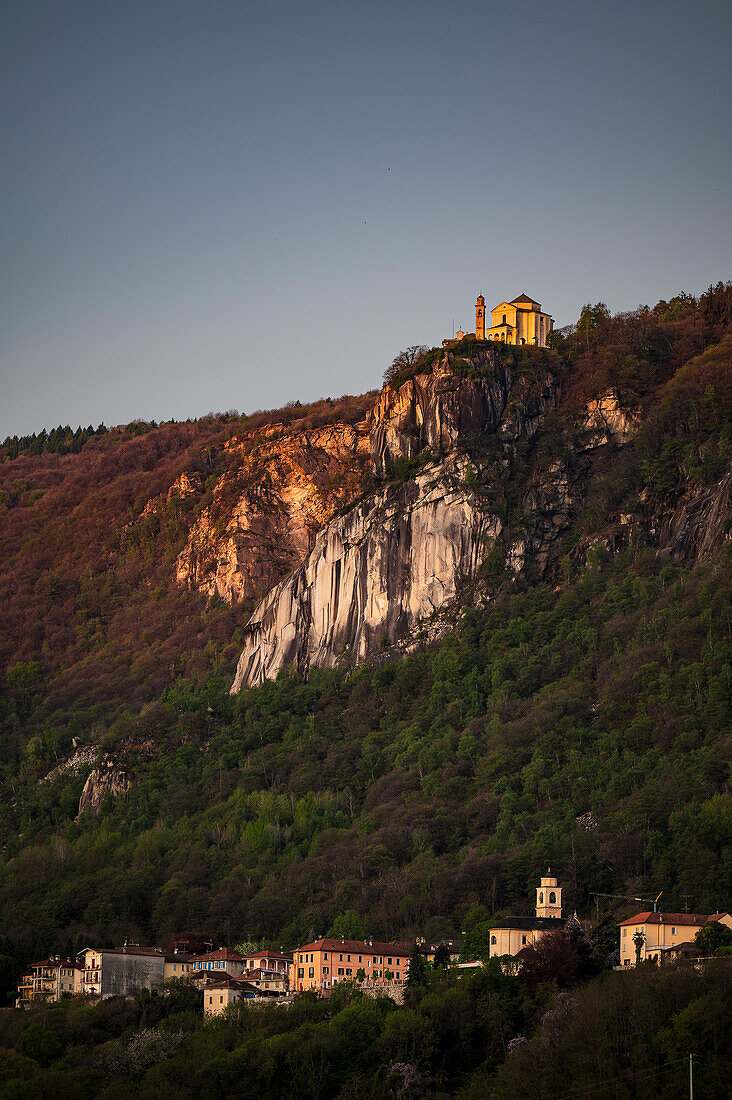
231;351;561;690
174;423;370;604
230;456;501;689
76;758;134;818
367;353;558;476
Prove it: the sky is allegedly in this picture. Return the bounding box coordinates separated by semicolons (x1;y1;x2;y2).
1;0;730;438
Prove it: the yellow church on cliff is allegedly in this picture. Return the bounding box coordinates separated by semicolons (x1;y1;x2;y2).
447;293;553;348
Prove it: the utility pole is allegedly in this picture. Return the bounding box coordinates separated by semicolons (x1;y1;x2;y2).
689;1053;694;1100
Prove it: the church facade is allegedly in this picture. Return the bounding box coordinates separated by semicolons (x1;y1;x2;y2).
447;293;553;348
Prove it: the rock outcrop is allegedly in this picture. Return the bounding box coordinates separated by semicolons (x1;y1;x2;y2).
76;758;134;818
231;456;501;689
580;390;640;449
231;350;562;690
367;353;558;476
659;470;732;562
175;423;370;604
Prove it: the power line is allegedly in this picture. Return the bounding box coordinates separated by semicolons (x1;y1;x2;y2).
552;1056;690;1100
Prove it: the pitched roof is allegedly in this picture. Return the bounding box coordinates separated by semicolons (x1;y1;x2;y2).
245;949;293;961
510;293;541;308
190;969;237;984
78;947;164;959
294;938;413;956
617;912;723;927
205;978;261;993
192;947;247;962
491;917;565;932
30;958;81;970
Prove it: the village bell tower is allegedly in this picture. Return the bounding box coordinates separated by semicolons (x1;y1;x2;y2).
536;869;562;918
475;294;486;340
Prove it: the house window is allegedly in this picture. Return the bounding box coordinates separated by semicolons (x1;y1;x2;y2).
622;929;626;937
323;967;329;975
308;967;314;978
339;954;343;961
388;958;392;965
347;955;351;962
358;956;362;963
297;968;304;978
338;968;344;976
671;927;677;934
346;968;352;976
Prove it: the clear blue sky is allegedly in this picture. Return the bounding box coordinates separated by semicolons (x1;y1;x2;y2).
1;0;730;438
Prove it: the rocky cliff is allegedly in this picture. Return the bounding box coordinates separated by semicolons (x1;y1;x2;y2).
174;423;370;604
231;349;565;690
76;758;134;818
223;336;731;691
230;454;501;689
367;353;558;475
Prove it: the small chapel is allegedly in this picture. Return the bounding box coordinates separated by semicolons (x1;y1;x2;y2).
446;293;553;348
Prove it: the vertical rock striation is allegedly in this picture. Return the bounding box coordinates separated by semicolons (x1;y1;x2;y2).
231;349;561;690
230;456;501;690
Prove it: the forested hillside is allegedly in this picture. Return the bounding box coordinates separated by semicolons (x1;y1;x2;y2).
0;284;730;995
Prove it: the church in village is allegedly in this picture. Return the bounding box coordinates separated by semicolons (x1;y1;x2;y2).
488;870;569;959
446;292;553;348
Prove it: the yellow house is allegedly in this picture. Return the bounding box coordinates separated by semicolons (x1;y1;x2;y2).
164;954;193;981
203;978;257;1017
484;294;553;346
618;911;732;966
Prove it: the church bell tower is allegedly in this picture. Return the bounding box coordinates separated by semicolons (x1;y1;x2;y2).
536;869;562;918
475;294;486;340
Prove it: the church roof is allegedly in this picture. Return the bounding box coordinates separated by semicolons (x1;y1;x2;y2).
510;293;542;308
492;916;565;932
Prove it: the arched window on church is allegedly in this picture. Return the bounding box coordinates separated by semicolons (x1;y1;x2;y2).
549;892;556;904
491;936;497;945
539;892;544;903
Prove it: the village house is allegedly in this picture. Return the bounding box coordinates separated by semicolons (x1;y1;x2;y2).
415;938;462;966
618;911;732;966
189;946;249;976
203;977;263;1017
242;949;292;977
164;953;194;981
488;871;568;959
17;958;81;1005
77;947;166;998
290;938;413;993
444;293;553;348
189;968;239;992
244;965;290;994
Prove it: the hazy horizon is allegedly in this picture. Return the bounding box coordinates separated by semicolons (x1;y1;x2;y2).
2;0;730;439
